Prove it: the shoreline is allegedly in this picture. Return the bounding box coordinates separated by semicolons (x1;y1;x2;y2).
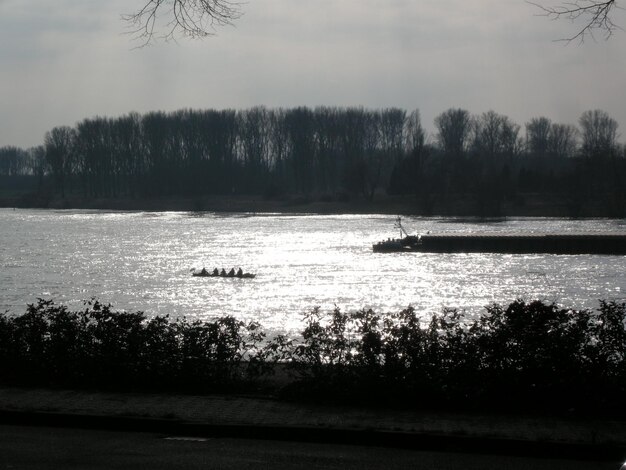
0;193;611;218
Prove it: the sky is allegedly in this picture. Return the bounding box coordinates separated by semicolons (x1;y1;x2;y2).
1;0;625;148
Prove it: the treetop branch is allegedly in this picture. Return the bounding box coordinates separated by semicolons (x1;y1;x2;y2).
123;0;243;46
528;0;619;42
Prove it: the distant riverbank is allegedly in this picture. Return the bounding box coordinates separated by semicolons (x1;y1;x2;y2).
0;192;604;217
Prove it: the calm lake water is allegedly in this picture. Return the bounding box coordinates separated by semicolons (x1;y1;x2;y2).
1;209;625;332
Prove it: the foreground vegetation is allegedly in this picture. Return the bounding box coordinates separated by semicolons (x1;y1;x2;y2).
1;298;625;416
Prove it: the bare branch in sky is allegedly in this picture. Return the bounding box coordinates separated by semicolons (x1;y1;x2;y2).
528;0;620;42
123;0;243;45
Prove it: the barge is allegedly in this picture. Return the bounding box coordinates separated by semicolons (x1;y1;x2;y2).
373;218;626;255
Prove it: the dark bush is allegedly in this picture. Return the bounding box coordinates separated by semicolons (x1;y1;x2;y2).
287;300;626;415
1;298;625;416
0;299;284;393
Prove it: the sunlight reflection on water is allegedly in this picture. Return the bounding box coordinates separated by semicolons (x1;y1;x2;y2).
1;209;625;333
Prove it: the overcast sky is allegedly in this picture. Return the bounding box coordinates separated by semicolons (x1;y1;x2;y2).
1;0;625;148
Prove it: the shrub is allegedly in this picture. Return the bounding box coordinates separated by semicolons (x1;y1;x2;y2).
1;298;625;416
287;300;626;415
0;299;277;393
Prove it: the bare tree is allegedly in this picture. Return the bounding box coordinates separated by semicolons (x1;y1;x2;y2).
124;0;243;45
44;126;76;198
548;123;579;159
525;117;552;158
529;0;619;42
579;109;619;158
434;108;472;160
525;118;579;159
472;111;521;162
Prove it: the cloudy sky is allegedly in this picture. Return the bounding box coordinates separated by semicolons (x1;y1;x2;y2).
1;0;625;148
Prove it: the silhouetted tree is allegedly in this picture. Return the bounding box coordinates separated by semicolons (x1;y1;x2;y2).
75;117;115;198
519;119;578;196
434;108;472;160
336;108;369;197
359;110;384;201
265;108;290;195
433;108;473;197
283;107;316;195
469;111;521;216
313;107;342;194
0;147;30;176
27;146;48;190
203;109;238;193
525;117;552;159
111;113;145;198
548;123;579;159
44;126;75;198
579;109;619;159
403;109;429;195
142;112;173;196
238;107;271;193
472;111;521;162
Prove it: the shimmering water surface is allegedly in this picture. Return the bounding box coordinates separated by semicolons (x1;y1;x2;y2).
1;209;625;332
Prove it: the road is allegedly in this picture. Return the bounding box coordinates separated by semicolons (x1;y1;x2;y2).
0;425;621;470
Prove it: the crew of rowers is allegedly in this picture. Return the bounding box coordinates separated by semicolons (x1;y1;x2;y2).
199;267;245;277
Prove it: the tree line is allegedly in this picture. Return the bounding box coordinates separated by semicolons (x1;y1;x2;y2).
1;106;625;215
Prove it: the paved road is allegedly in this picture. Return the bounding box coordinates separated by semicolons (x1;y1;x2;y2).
0;425;621;470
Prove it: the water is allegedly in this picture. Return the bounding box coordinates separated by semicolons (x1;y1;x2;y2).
1;209;625;333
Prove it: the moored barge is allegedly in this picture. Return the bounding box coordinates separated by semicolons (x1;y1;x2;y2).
373;218;626;255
